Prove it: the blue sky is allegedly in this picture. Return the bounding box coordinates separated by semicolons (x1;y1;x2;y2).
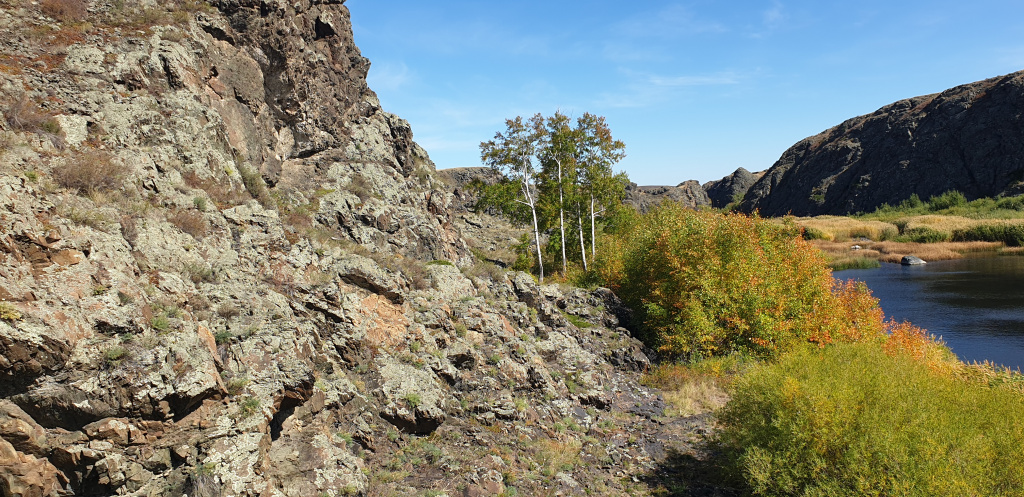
347;1;1024;185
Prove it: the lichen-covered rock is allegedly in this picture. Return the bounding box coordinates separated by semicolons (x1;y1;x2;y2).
0;1;713;495
376;360;449;434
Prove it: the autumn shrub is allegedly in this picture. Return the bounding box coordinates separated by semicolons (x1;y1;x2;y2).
593;204;886;359
718;342;1024;496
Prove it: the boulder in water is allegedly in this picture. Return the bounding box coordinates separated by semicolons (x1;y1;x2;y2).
901;255;927;265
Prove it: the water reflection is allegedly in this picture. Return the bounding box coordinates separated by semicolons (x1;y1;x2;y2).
836;255;1024;370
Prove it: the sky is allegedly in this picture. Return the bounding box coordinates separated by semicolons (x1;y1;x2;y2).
346;1;1024;185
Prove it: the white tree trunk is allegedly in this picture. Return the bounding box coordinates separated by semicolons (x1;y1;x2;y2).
590;194;597;259
577;204;588;271
523;176;544;282
558;161;567;273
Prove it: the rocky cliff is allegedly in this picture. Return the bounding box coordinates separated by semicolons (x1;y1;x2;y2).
702;167;761;209
0;1;707;496
625;181;710;212
739;70;1024;216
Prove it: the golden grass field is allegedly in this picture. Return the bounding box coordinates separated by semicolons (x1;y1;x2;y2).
781;215;1024;266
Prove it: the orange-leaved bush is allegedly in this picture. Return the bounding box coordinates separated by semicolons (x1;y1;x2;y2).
593;204;894;359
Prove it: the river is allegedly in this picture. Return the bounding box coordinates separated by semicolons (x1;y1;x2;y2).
836;255;1024;371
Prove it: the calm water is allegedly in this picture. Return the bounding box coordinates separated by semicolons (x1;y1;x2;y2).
837;256;1024;370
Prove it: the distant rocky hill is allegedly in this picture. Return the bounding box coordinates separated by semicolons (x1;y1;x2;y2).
625;181;710;212
703;167;762;209
739;70;1024;216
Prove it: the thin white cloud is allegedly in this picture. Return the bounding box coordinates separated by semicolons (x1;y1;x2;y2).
368;61;413;91
763;1;785;29
747;1;786;39
595;70;744;109
616;3;728;39
649;74;741;87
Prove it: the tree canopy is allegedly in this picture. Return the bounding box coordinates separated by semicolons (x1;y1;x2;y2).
478;112;628;280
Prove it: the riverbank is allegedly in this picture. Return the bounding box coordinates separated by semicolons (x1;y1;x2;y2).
779;213;1024;269
812;239;1006;269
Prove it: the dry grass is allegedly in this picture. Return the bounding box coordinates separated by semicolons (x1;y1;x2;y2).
794;215;1024;243
40;0;87;22
642;359;745;418
532;438;582;477
182;170;249;208
662;378;730;417
4;94;50;131
790;216;897;242
813;240;1002;264
168;209;209;240
53;150;130;194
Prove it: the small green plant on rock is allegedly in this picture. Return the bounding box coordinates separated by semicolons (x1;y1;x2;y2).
238;396;260;418
0;302;22;322
150;314;170;332
405;393;422;409
225;377;248;396
213;330;233;345
104;346;128;366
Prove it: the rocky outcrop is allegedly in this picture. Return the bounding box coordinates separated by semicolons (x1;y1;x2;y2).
703;167;762;209
739;70;1024;216
0;1;710;495
625;180;711;212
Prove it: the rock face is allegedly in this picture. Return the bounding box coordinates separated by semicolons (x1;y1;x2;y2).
703;167;762;209
739;71;1024;216
0;2;708;495
625;180;711;212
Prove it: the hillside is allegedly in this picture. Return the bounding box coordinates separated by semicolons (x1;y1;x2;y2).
0;1;707;496
739;70;1024;216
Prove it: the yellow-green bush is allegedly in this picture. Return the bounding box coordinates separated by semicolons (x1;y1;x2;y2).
593;204;884;359
719;342;1024;496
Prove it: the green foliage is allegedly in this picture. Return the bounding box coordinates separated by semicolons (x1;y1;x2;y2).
928;190;968;211
564;313;592;329
593;204;884;359
426;260;453;266
479;112;628;279
238;164;272;208
996;195;1024;211
719;342;1024;496
225;377;248;396
952;224;1024;247
239;397;261;418
213;330;233;345
404;393;421;409
899;226;950;243
104;346;128;365
798;226;829;240
863;191;1024;221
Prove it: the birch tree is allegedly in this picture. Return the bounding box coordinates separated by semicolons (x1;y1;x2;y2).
478;112;627;279
480;115;546;282
538;112;576;274
575;113;626;260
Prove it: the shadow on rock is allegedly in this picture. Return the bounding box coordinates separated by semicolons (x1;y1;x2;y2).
640;442;749;497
